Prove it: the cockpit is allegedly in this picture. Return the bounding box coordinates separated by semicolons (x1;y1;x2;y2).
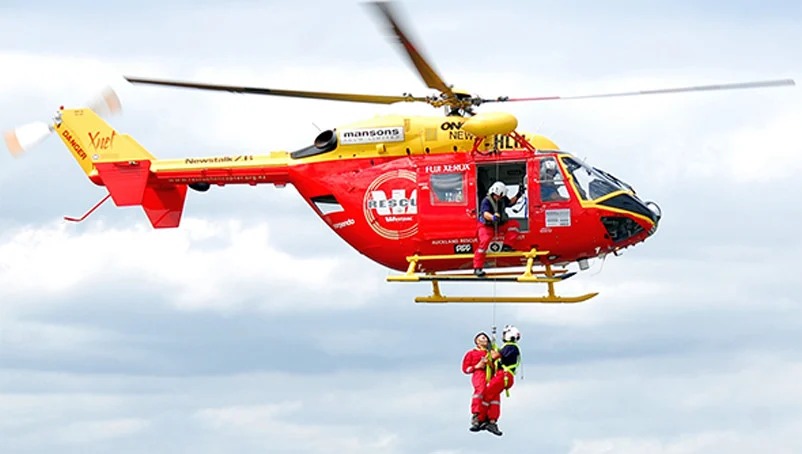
558;155;633;201
535;153;642;201
471;150;660;246
536;151;661;241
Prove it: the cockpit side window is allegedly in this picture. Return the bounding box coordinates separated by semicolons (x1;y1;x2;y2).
561;157;620;201
538;157;570;202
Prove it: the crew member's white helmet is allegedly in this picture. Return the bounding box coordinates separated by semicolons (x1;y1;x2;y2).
488;181;507;197
541;159;558;176
502;324;521;342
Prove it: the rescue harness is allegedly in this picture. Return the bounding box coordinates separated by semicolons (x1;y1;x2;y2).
481;196;509;226
485;340;522;397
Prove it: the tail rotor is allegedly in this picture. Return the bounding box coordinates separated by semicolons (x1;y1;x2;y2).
3;85;123;159
4;121;53;158
86;86;123;118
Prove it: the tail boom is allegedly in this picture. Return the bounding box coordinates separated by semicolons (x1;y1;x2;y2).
148;153;292;187
80;156;292;229
56;107;292;229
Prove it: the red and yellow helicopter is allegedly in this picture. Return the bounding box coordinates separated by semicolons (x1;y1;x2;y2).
4;2;795;304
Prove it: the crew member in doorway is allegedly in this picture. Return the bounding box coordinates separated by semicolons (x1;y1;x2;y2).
462;332;493;432
473;181;523;277
475;325;522;437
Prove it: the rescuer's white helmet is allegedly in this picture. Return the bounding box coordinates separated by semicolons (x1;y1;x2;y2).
488;181;507;197
502;325;521;342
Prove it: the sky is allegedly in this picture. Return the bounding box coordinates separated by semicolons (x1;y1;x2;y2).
1;0;801;453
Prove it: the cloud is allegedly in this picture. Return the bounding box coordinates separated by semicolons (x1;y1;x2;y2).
567;433;743;454
194;402;400;454
567;425;802;454
52;418;151;445
0;217;386;314
3;348;802;453
0;320;122;357
709;107;802;183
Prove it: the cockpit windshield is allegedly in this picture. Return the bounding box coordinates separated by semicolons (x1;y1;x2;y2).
593;167;635;193
560;156;628;201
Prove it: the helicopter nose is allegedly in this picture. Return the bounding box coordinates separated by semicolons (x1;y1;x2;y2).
597;193;661;242
597;193;660;224
644;200;661;235
645;200;661;222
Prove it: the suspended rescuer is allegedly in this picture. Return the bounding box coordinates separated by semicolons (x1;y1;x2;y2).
474;325;521;437
473;181;524;277
462;332;492;430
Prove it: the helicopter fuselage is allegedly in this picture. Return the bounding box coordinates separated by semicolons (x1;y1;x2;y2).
283;114;661;272
291;145;660;273
67;110;660;273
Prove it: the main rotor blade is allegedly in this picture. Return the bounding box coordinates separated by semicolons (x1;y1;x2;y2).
366;1;454;98
484;78;796;103
124;76;427;105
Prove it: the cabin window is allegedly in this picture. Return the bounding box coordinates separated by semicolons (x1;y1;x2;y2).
430;172;465;205
538;157;570;202
311;194;345;215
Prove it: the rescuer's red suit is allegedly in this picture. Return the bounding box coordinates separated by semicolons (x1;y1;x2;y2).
463;331;494;428
473;219;521;270
478;367;515;422
462;346;490;414
472;186;523;274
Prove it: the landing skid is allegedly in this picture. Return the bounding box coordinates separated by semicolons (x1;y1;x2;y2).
387;248;599;304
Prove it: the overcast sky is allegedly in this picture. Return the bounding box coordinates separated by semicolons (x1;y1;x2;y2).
2;1;802;453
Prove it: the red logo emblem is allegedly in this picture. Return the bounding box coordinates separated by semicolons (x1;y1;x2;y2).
363;170;418;240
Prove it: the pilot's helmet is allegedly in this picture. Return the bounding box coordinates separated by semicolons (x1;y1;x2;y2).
541;159;558;178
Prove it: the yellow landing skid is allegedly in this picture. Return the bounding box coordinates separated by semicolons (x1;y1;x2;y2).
386;248;599;304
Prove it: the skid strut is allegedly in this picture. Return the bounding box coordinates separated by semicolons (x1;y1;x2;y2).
386;248;599;303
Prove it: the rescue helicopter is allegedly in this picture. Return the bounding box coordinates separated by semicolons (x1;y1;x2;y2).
4;2;795;304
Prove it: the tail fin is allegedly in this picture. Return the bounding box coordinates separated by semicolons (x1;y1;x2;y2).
55;107;155;176
56;107;186;229
5;88;188;229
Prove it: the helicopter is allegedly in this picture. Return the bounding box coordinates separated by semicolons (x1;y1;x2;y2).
4;1;795;304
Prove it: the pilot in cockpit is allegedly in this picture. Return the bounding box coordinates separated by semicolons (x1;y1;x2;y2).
539;159;568;202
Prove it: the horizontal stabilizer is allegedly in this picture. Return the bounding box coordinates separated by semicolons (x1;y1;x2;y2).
94;161;152;206
142;183;187;229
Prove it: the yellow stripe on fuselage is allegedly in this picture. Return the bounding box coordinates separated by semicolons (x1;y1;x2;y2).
148;152;292;172
293;115;559;164
59;109;560;179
